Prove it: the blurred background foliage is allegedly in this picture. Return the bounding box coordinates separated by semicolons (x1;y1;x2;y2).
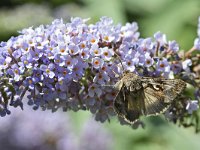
0;0;200;150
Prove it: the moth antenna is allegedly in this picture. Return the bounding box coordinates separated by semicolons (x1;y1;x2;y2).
114;51;125;73
101;84;114;87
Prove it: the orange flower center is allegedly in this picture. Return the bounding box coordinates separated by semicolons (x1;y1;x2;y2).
60;49;65;53
98;74;103;79
90;39;96;43
146;60;151;64
66;61;71;65
81;43;86;48
81;52;85;57
70;49;74;54
94;60;99;65
94;50;99;54
104;36;109;41
104;52;108;56
160;63;165;68
63;70;67;75
127;62;131;66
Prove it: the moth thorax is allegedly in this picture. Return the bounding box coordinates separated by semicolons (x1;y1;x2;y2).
125;79;143;91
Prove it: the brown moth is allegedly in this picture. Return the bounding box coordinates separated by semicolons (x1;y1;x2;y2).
113;72;186;124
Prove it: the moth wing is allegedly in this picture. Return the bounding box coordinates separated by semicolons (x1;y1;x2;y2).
114;85;145;124
161;79;186;103
142;78;186;116
143;86;169;116
113;85;126;118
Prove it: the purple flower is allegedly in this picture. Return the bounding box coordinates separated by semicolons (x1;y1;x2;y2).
80;48;90;59
87;34;99;45
182;59;192;72
194;89;200;100
154;31;167;45
101;47;114;61
170;62;182;74
68;44;80;55
194;38;200;50
29;48;43;61
90;44;102;56
121;22;139;42
7;64;24;81
92;57;104;69
88;84;102;97
64;55;78;69
142;53;154;67
19;54;33;69
0;104;113;150
70;58;88;80
54;54;65;66
193;17;200;50
168;40;179;53
156;58;170;73
122;57;136;72
0;56;12;69
93;72;110;84
40;63;55;78
23;77;35;90
186;100;199;114
56;43;68;55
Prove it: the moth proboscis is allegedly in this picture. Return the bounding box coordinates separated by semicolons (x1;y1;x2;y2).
113;72;186;124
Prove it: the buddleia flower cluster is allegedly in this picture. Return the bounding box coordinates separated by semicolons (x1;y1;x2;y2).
0;105;112;150
0;16;199;131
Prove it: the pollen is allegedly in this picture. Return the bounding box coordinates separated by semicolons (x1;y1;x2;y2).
46;69;50;73
59;80;63;85
28;79;32;84
70;49;74;54
66;61;71;65
98;74;103;79
36;73;40;77
94;50;99;54
56;59;60;63
90;39;96;43
146;60;151;64
24;60;28;65
48;53;52;57
63;70;67;75
73;67;78;71
14;69;19;74
91;86;95;90
94;60;99;65
127;62;131;66
81;52;85;57
80;43;86;48
160;63;165;68
104;52;109;56
104;36;109;41
102;66;106;71
60;49;65;53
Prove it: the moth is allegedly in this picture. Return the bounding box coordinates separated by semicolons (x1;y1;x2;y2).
113;72;186;124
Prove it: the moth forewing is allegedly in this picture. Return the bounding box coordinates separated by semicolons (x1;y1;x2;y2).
113;72;186;125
